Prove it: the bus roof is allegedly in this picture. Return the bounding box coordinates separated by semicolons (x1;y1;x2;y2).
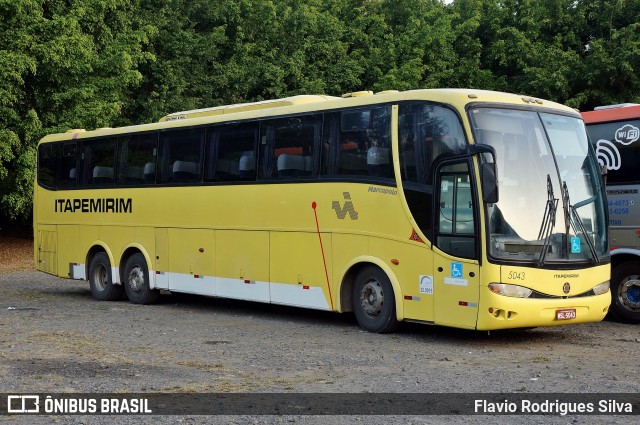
39;89;579;144
582;104;640;124
158;95;341;122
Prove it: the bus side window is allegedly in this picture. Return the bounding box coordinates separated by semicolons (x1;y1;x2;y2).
159;128;205;183
205;123;258;182
81;138;117;186
57;142;78;188
399;103;468;242
321;114;339;175
38;143;58;188
321;106;393;180
258;114;321;180
118;133;157;185
365;107;392;179
336;110;368;176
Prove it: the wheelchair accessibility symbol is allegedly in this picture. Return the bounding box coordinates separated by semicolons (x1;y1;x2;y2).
571;237;581;254
451;262;463;278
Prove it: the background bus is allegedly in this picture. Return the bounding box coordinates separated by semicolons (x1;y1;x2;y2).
582;104;640;323
34;89;611;332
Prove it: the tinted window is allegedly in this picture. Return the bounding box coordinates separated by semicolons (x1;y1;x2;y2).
38;144;57;188
205;123;258;182
117;133;157;185
58;142;78;188
259;115;321;179
81;138;117;186
399;103;466;186
398;103;466;240
159;128;205;183
321;106;393;179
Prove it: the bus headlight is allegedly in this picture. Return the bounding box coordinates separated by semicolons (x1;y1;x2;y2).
592;281;610;295
488;283;533;298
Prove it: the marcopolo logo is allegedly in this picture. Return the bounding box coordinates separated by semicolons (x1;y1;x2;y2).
332;192;358;220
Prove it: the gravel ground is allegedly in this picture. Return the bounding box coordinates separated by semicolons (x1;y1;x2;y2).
1;269;639;424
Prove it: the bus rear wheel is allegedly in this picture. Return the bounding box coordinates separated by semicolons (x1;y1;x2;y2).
89;252;122;301
124;253;159;305
610;261;640;323
352;266;399;333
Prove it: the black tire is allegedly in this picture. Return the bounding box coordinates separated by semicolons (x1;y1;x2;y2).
123;253;159;305
88;252;122;301
610;261;640;323
352;266;399;333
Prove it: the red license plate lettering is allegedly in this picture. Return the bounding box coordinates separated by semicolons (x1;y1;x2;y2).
556;309;577;320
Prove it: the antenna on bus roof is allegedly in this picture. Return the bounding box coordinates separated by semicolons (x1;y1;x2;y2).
341;91;373;98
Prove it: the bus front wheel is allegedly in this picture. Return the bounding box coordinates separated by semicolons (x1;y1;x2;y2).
610;261;640;324
352;266;399;333
89;252;122;301
124;253;159;305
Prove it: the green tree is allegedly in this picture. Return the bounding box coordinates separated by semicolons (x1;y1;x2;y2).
373;0;457;91
0;0;43;223
572;0;640;109
450;0;507;90
4;0;640;227
0;0;153;222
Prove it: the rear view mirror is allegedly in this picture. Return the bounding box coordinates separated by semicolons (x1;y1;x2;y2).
469;144;499;204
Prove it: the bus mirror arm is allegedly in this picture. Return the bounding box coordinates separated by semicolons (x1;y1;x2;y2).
599;163;608;185
469;144;499;204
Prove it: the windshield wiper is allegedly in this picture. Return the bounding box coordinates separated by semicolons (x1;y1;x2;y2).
537;174;558;266
562;181;599;263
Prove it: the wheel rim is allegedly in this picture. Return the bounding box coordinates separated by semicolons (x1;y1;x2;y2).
128;265;145;294
619;275;640;312
93;263;109;292
360;278;384;318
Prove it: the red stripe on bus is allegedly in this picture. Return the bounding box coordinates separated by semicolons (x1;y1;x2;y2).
312;201;334;310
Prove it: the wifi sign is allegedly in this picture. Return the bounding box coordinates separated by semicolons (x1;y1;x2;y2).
596;140;622;171
615;124;640;145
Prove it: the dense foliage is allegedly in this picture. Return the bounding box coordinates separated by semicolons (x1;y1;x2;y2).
1;0;639;224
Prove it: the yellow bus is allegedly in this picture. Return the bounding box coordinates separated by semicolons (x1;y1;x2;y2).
34;89;611;332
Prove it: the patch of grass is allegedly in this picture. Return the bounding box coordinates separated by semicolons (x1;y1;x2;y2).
532;355;550;363
10;289;46;301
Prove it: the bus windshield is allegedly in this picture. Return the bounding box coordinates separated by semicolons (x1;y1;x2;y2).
470;108;608;264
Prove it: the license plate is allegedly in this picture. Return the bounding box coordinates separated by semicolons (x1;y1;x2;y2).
556;309;577;320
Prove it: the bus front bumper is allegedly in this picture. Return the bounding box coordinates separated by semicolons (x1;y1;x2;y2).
475;291;611;331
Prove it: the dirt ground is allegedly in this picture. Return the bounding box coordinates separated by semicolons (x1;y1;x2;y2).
0;235;33;273
0;235;639;424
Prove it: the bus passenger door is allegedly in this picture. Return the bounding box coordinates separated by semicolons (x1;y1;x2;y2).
432;160;480;329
